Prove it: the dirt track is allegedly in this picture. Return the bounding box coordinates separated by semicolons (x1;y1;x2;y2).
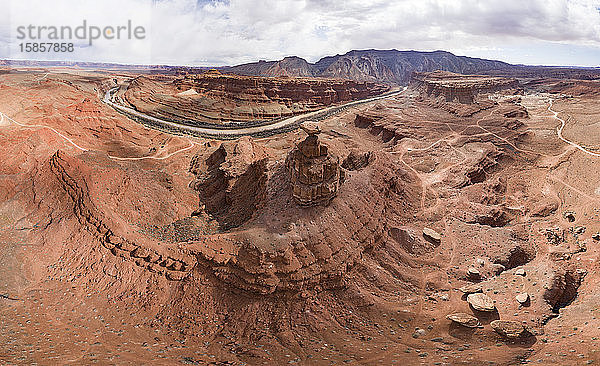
550;100;600;158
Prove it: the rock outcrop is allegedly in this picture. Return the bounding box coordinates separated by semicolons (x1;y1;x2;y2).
467;293;496;312
122;73;388;126
446;313;481;328
190;137;268;229
48;151;197;281
490;320;529;339
516;292;530;305
423;227;442;244
412;71;520;104
460;283;483;294
287;122;342;207
184;142;420;295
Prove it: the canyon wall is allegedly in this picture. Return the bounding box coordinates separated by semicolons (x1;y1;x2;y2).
190;137;269;229
122;72;389;126
411;71;521;104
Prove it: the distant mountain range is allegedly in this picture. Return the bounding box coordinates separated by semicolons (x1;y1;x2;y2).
223;49;600;84
0;59;157;70
3;50;600;84
0;60;212;74
222;50;513;84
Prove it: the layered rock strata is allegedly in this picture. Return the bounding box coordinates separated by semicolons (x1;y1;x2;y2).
412;71;520;104
185;136;420;294
287;122;342;206
190;137;268;229
122;73;389;125
48;151;197;281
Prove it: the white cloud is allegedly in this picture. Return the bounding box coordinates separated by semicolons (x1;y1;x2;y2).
1;0;600;66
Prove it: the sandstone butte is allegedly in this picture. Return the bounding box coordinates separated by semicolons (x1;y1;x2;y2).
287;121;342;207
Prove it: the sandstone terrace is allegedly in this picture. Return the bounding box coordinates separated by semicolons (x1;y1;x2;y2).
412;70;521;104
116;70;389;126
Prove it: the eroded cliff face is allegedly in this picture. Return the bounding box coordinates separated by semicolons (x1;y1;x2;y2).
190;137;268;229
186;150;420;295
184;130;421;295
121;72;389;125
412;71;521;104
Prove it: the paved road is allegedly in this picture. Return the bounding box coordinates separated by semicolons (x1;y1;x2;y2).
0;83;404;160
103;85;407;138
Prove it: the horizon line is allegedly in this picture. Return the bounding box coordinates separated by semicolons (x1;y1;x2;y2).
2;48;600;70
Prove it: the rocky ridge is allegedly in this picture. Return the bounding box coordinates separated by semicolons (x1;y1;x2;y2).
47;151;197;280
224;49;513;84
122;73;389;126
411;71;521;104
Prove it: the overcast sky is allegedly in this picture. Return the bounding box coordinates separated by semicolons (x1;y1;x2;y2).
1;0;600;67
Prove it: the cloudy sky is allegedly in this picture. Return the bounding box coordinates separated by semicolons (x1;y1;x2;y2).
1;0;600;67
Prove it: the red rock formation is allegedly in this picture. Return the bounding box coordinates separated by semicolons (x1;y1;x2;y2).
121;73;389;125
412;71;521;104
12;69;600;365
287;122;342;206
185;139;421;294
44;151;197;280
190;137;268;229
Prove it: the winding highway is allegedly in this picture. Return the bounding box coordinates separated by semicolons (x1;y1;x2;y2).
103;85;407;138
3;84;599;167
0;83;404;161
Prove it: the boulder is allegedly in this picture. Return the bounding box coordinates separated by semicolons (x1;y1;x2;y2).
490;320;528;339
467;293;496;312
446;313;481;328
412;328;426;338
563;211;576;222
459;283;483;294
300;121;321;135
423;227;441;244
516;292;529;305
467;267;481;281
490;263;506;275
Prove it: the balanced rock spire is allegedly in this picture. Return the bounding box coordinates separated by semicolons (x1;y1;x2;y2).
287;122;342;207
